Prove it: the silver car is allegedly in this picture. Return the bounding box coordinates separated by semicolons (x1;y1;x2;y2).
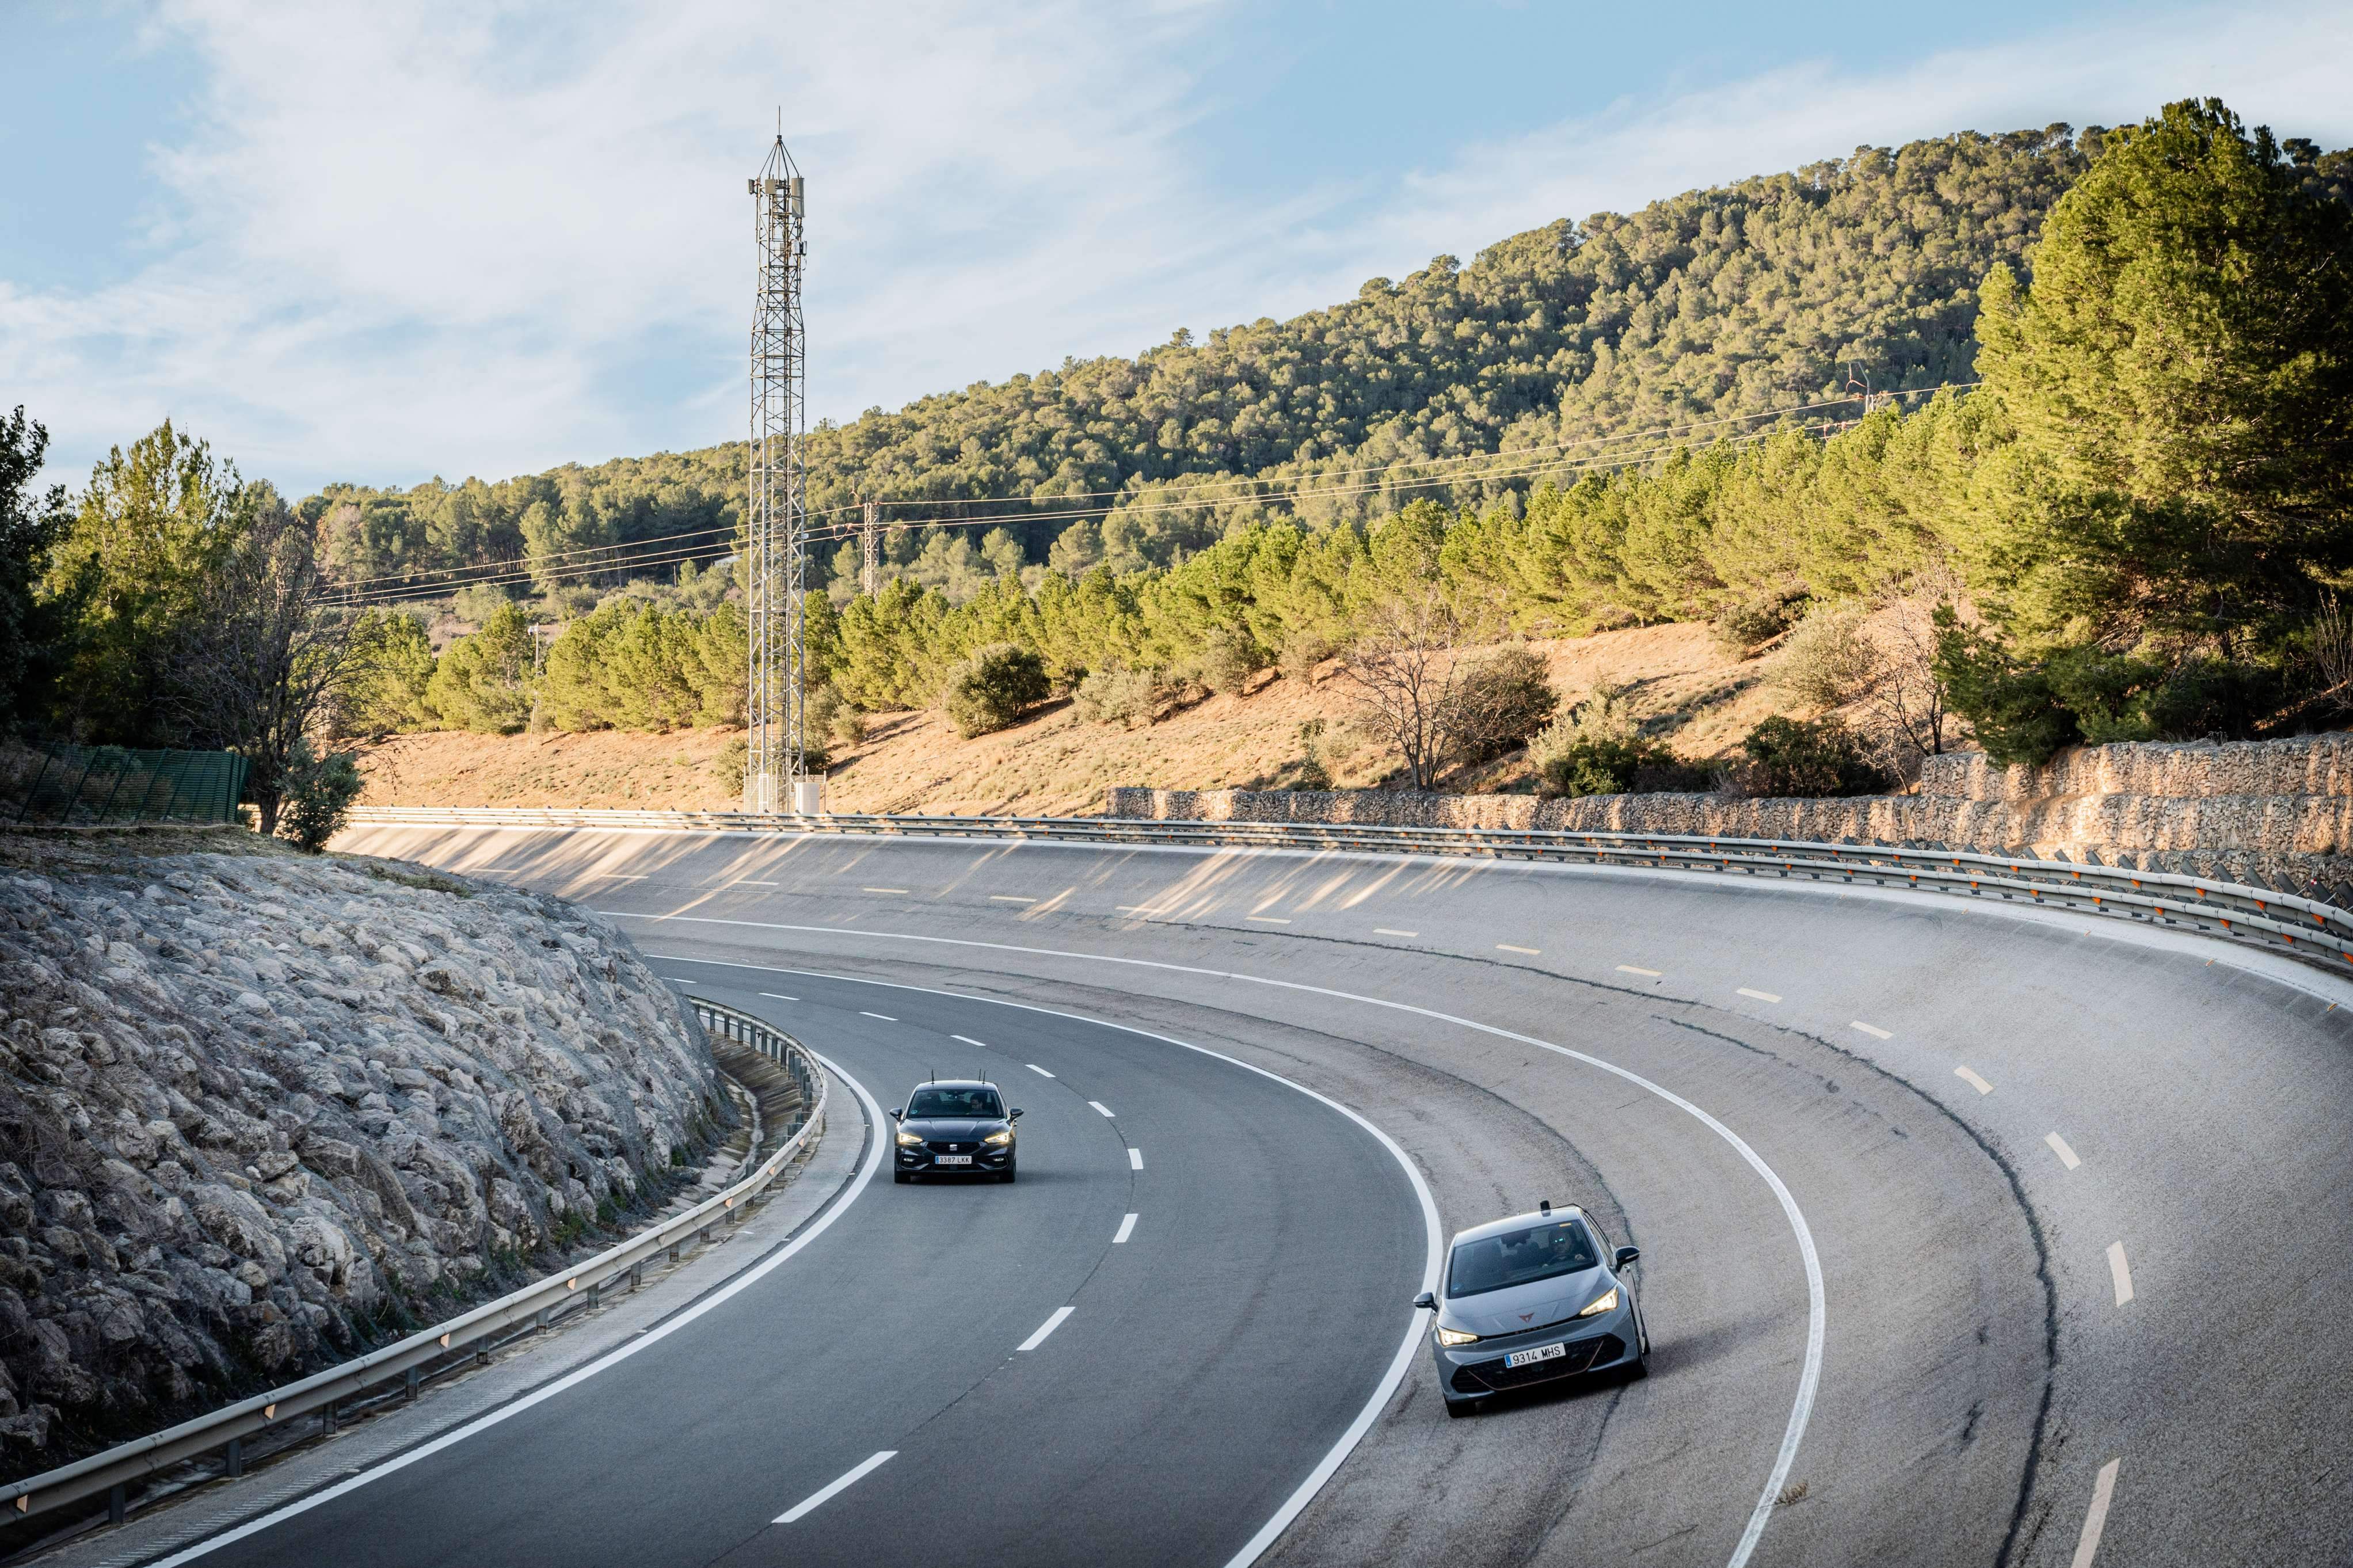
1413;1202;1647;1417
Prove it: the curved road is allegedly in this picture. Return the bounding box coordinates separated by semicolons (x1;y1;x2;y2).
256;822;2353;1568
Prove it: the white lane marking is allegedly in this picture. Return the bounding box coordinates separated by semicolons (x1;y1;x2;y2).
2046;1132;2082;1170
629;922;1798;1568
2107;1242;2134;1306
1128;1147;1144;1170
1017;1306;1075;1352
734;879;780;886
1375;927;1419;937
1113;1213;1137;1244
1616;964;1661;977
859;1011;897;1022
775;1451;897;1525
1955;1065;1994;1095
1737;987;1781;1002
668;978;698;987
149;1053;889;1566
1088;1101;1116;1118
1497;943;1540;956
582;872;646;880
758;992;798;1001
1025;1063;1055;1078
951;1034;989;1049
862;886;911;895
1116;905;1166;915
990;895;1037;904
2070;1458;2122;1567
1851;1021;1891;1040
1246;914;1291;924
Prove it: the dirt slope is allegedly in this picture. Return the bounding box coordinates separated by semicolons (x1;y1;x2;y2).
357;622;1791;816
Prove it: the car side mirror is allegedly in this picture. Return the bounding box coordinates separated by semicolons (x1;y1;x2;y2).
1411;1291;1437;1311
1614;1246;1640;1269
1010;1109;1024;1121
889;1108;903;1121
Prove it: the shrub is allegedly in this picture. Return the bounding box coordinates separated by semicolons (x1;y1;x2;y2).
1778;604;1875;711
1730;716;1891;797
1288;719;1333;791
1073;666;1164;728
1445;647;1556;769
1711;593;1806;658
1534;736;1709;799
806;682;868;748
1193;627;1259;695
277;740;363;852
943;643;1049;737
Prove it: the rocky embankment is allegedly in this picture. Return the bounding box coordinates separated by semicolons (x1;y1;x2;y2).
0;832;726;1479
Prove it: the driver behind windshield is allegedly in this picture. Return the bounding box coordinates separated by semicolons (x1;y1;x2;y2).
905;1087;1003;1119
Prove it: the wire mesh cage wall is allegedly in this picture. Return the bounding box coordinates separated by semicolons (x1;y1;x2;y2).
2;744;249;827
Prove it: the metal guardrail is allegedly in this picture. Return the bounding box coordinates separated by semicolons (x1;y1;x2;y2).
0;998;821;1530
346;804;2353;970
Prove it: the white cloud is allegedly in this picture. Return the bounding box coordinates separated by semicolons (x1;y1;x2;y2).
3;0;2345;496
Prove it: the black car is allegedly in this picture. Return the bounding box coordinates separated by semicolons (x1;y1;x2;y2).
1413;1202;1647;1416
892;1079;1022;1183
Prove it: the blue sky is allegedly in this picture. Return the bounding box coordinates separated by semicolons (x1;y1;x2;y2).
3;0;2347;497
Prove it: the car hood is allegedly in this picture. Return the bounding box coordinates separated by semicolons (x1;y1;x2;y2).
901;1118;1004;1139
1442;1266;1611;1338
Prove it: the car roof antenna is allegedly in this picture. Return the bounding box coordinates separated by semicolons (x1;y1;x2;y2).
1540;1200;1552;1215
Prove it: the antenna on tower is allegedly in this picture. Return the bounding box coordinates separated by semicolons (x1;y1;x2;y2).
745;132;813;815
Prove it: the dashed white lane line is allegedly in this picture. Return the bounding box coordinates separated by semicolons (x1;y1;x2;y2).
1851;1021;1892;1040
1088;1101;1116;1118
859;1011;897;1022
1737;987;1781;1003
1113;1213;1137;1244
1497;943;1540;956
2070;1458;2122;1567
1025;1064;1055;1078
668;978;698;987
734;879;780;886
2107;1242;2134;1306
862;886;911;895
951;1034;989;1049
989;895;1037;904
1375;928;1419;938
1617;964;1661;977
1116;905;1166;916
776;1451;897;1524
758;992;797;1001
2046;1132;2082;1170
1017;1306;1075;1352
1128;1147;1144;1170
1954;1065;1994;1095
1246;915;1292;924
582;872;646;880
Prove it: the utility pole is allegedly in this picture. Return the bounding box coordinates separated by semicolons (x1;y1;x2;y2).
860;498;881;596
745;133;813;815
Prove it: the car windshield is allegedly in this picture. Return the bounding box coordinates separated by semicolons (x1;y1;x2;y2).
905;1087;1003;1120
1446;1219;1600;1298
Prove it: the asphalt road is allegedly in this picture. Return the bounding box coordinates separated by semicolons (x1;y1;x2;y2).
268;823;2353;1568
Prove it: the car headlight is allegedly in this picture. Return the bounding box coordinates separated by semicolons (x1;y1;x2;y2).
895;1129;925;1147
1434;1324;1480;1347
1577;1287;1619;1318
983;1128;1012;1145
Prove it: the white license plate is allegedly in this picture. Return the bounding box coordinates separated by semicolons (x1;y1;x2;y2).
1505;1342;1566;1369
934;1154;972;1165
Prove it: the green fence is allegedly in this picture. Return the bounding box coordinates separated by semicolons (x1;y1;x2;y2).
1;744;249;827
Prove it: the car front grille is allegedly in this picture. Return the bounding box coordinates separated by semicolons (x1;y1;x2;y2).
928;1141;974;1154
1452;1334;1624;1393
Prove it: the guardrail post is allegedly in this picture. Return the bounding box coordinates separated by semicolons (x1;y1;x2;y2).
405;1367;420;1402
226;1436;242;1478
108;1483;125;1524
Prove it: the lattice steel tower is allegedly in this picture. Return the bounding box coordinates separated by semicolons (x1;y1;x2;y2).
745;136;809;813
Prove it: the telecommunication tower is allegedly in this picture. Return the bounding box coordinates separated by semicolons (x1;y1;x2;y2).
860;498;881;595
745;135;811;813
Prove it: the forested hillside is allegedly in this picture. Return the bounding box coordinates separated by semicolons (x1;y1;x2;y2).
313;124;2104;600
